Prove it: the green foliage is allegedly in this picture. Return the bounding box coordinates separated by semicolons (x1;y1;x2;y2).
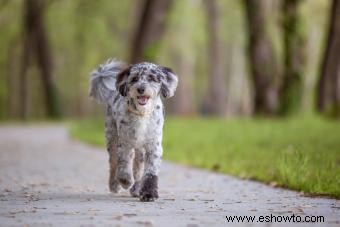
279;0;306;116
0;0;334;118
70;119;105;146
144;41;162;62
46;0;132;117
46;85;62;119
0;0;133;118
279;76;304;115
0;0;22;119
70;116;340;198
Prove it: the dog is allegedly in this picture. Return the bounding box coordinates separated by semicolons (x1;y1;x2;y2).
89;59;178;201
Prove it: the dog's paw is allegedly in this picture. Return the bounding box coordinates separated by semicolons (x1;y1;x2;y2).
117;171;133;189
139;174;159;202
109;179;121;193
140;190;158;202
129;181;141;197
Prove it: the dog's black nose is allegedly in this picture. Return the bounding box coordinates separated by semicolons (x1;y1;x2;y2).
137;87;145;94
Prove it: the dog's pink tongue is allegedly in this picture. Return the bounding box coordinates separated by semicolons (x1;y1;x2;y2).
138;96;148;105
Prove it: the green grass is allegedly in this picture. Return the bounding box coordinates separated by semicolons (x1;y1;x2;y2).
70;116;340;198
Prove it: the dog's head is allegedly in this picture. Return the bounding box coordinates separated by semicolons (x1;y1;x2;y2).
116;62;178;113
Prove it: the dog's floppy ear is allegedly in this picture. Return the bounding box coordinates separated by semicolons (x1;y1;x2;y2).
116;66;131;96
160;67;178;98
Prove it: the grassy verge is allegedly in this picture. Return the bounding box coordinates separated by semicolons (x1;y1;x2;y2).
70;116;340;198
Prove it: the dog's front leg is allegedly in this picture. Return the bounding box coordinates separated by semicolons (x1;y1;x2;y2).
140;142;162;202
116;142;134;189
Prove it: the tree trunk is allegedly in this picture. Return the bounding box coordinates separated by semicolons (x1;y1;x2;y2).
165;0;195;116
279;0;305;115
203;0;227;116
130;0;174;63
170;52;195;115
7;39;20;119
32;0;61;118
19;1;33;120
20;0;61;119
317;0;340;116
243;0;280;115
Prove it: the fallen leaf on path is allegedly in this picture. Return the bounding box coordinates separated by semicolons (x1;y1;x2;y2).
112;215;123;220
200;199;214;202
136;220;153;226
33;207;47;209
88;208;101;212
53;211;80;215
187;224;199;227
9;210;27;215
222;201;242;204
272;210;293;214
123;213;137;217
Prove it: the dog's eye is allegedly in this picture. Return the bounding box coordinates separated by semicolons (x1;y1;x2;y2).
147;75;157;82
131;77;139;83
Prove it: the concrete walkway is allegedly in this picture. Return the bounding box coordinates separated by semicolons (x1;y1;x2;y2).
0;125;339;226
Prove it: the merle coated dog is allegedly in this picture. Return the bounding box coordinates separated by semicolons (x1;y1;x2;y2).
89;59;178;201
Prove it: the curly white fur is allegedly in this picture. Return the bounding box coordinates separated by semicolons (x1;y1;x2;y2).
89;59;178;202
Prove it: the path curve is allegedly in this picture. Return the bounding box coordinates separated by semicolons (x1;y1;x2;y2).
0;125;339;226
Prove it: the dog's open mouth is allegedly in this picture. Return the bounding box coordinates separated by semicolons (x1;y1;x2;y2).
137;96;150;105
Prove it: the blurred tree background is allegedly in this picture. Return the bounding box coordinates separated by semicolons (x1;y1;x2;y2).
0;0;338;120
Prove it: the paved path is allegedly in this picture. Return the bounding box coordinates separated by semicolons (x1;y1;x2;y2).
0;125;339;226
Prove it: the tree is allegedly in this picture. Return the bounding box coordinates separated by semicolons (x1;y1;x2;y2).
7;39;20;119
317;0;340;116
130;0;174;63
279;0;306;115
169;51;195;115
165;0;195;116
243;0;280;115
202;0;227;116
20;0;61;119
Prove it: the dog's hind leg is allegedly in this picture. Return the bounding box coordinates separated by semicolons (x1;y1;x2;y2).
130;149;145;197
106;106;121;193
108;148;121;193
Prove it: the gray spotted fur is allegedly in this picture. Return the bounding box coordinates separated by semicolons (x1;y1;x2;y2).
89;59;178;201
